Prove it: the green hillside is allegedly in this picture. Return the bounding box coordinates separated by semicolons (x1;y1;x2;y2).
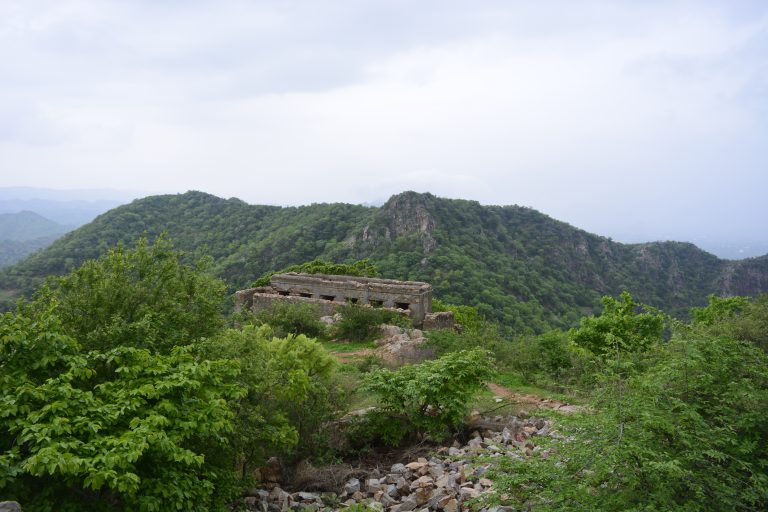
2;190;767;332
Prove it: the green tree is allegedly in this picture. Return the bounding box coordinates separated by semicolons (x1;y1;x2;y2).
25;236;226;354
690;294;749;326
0;309;241;512
488;324;768;511
197;325;340;477
691;294;768;353
571;291;664;357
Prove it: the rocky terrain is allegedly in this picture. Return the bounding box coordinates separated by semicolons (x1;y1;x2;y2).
242;413;557;511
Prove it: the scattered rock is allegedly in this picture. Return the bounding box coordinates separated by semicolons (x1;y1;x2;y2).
243;413;558;511
344;477;361;494
375;326;433;364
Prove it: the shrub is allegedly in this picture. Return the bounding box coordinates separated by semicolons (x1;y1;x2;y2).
571;291;664;357
23;236;226;354
505;330;594;389
197;325;342;475
254;301;327;338
426;325;513;364
334;305;408;342
692;294;768;353
487;332;768;511
431;299;485;333
0;309;241;512
357;349;494;445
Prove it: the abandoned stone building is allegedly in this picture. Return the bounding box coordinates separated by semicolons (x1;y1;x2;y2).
235;272;452;328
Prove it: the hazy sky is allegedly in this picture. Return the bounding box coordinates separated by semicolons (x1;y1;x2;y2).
2;1;767;255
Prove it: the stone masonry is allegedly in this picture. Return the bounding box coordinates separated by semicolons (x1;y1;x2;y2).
235;273;435;327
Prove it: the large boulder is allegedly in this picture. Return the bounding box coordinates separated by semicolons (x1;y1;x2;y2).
375;326;434;365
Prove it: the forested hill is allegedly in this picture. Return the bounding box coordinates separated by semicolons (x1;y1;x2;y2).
2;190;767;332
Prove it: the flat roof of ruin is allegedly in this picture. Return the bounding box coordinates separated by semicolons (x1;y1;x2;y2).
272;272;432;290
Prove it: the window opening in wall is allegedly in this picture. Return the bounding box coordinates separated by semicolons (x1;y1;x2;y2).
347;298;358;304
396;302;410;310
320;295;335;301
299;293;312;298
278;291;290;296
370;299;383;308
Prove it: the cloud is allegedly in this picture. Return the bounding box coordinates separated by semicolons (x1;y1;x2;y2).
0;0;767;253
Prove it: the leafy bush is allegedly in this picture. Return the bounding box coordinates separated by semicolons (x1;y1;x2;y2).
487;330;768;511
692;294;768;353
197;325;341;475
571;291;664;357
24;236;226;354
690;294;750;326
347;410;412;449
356;349;494;445
0;309;241;512
254;301;327;338
426;324;513;363
0;239;244;510
431;299;485;333
334;305;408;342
504;330;594;390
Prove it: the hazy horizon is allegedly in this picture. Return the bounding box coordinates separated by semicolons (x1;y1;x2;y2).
2;1;767;258
0;185;765;260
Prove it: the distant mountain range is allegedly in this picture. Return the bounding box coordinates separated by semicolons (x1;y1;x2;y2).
1;191;766;332
0;187;143;269
0;187;139;226
0;211;73;269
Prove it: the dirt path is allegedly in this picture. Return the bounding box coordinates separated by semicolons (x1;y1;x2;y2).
486;382;585;414
330;348;375;363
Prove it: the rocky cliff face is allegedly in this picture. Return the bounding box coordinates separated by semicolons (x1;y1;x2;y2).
717;255;768;296
356;191;438;255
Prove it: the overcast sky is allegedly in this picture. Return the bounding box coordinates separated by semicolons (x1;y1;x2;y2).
1;1;767;256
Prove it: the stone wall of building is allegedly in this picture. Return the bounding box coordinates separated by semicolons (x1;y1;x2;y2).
235;272;434;327
251;292;341;317
423;311;455;330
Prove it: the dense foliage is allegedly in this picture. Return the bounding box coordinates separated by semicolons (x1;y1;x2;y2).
478;293;768;511
24;237;226;354
570;291;665;356
3;191;767;332
334;304;409;342
355;349;494;445
489;332;768;511
2;232;767;511
0;308;241;512
197;325;340;475
0;241;346;510
252;302;328;339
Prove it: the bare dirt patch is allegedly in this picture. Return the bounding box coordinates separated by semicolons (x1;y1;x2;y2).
486;382;586;414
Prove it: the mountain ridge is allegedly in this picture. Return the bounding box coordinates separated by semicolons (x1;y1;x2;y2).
2;190;766;332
